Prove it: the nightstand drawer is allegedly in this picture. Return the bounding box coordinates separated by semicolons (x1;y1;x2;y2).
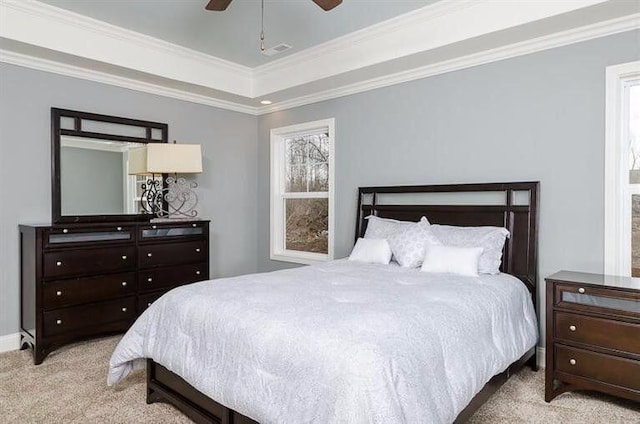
555;344;640;391
555;312;640;355
43;246;137;278
43;272;136;310
554;283;640;317
138;240;207;268
43;297;135;337
138;262;208;293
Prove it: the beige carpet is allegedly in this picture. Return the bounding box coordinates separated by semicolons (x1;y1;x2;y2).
0;336;638;423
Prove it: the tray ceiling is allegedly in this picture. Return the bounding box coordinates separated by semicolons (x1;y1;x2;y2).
37;0;434;67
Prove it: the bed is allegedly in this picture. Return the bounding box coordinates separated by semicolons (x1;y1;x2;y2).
108;181;540;424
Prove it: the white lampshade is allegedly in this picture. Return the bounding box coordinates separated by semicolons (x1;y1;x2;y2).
128;144;203;175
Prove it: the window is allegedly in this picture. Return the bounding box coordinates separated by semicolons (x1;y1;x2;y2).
270;119;335;264
604;61;640;276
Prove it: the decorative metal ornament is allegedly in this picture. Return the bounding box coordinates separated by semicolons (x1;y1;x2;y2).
165;176;199;218
139;176;199;218
139;178;164;216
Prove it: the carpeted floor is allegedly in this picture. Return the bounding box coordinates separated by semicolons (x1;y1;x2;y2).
0;336;638;423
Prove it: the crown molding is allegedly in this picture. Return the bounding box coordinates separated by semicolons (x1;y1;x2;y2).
0;0;636;117
257;13;640;115
0;49;260;115
252;0;609;97
0;0;254;97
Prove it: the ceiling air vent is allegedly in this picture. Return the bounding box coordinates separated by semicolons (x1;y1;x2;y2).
261;43;292;57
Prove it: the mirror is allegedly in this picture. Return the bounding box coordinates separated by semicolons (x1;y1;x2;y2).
52;108;168;223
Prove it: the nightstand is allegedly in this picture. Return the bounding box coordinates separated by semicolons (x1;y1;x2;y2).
545;271;640;403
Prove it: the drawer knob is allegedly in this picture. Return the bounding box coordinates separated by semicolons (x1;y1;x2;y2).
121;282;127;287
569;325;576;332
122;255;127;260
147;253;153;257
117;226;122;231
196;248;201;253
56;261;62;267
121;307;127;312
152;225;157;229
56;290;62;296
578;287;585;294
62;229;68;234
569;358;577;366
192;223;197;227
196;271;201;275
147;277;153;282
56;319;62;325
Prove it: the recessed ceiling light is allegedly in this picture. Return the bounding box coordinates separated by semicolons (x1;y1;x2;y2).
260;100;273;105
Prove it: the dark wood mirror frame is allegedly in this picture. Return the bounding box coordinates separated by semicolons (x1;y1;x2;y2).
51;108;168;224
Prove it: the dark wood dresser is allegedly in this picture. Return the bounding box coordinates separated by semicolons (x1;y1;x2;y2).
545;271;639;403
20;220;210;364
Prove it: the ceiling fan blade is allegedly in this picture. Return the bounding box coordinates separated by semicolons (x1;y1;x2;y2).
312;0;342;11
205;0;232;11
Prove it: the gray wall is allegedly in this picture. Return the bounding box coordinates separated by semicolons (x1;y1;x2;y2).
0;63;258;337
60;146;124;215
257;31;640;340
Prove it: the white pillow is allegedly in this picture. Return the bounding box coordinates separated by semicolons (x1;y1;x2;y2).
363;215;416;240
348;238;392;264
386;219;441;268
430;225;509;274
420;245;483;277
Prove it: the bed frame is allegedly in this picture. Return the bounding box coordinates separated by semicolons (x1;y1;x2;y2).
146;181;540;424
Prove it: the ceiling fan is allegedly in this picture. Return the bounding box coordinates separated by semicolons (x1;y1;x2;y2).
205;0;342;12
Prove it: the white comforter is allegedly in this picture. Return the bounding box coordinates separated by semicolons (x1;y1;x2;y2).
108;261;538;424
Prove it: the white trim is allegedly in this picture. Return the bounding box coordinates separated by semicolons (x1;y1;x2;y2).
0;49;260;116
0;0;253;97
604;61;640;276
0;3;637;116
270;118;335;265
0;333;20;354
257;13;640;115
537;347;546;369
253;0;609;97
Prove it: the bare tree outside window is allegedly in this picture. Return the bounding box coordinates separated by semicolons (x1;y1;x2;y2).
284;132;329;254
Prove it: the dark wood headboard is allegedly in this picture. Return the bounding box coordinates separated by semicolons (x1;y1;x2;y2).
355;182;539;300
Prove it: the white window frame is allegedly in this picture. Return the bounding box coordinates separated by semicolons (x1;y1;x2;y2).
270;118;335;265
604;60;640;276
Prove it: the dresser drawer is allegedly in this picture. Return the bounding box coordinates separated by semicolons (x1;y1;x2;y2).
139;222;206;241
555;344;640;391
43;297;136;337
43;272;136;310
43;246;137;278
138;292;166;312
555;312;640;355
138;240;207;268
45;225;135;248
139;262;208;293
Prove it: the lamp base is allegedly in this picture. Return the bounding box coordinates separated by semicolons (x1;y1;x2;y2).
139;176;199;219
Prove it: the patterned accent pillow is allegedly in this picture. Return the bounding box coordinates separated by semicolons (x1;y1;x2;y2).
430;225;510;274
363;215;415;240
387;220;442;268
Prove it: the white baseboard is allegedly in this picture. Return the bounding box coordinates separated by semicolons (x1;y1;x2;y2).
0;333;21;354
536;347;546;369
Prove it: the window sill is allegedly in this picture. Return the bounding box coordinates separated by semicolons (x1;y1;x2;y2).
270;251;332;265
